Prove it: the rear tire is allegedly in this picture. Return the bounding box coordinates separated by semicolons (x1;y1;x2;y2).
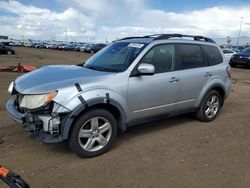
195;90;222;122
68;109;117;158
7;51;12;55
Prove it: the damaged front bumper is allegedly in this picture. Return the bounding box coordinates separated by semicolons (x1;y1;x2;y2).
6;99;68;143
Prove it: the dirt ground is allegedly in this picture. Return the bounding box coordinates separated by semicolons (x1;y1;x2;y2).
0;47;250;188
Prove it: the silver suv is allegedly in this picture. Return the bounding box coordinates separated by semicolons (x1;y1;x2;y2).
6;34;232;157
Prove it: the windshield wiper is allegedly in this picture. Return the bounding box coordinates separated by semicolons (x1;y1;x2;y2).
84;65;100;71
85;65;118;72
76;62;84;66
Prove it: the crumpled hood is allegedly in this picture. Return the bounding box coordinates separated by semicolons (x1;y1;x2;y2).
14;65;115;94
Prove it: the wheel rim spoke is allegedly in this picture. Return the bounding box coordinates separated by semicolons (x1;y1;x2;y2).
99;123;111;134
207;100;212;106
84;138;95;150
211;96;216;103
90;118;99;131
210;108;215;116
97;135;107;146
205;108;211;115
213;102;219;108
79;129;92;138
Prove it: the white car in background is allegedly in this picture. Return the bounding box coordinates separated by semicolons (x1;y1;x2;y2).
222;48;236;63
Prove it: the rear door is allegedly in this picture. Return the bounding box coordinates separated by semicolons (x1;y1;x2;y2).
175;43;210;110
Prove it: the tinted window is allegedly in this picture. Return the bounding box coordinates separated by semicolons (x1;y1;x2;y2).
177;44;206;70
203;45;223;66
140;44;175;74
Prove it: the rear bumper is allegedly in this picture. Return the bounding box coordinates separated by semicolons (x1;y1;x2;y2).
5;99;63;143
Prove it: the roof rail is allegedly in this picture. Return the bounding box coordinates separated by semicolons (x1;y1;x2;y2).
152;34;215;43
118;36;151;41
118;34;215;43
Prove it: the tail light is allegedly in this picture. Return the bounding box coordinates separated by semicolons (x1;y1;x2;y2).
226;66;232;79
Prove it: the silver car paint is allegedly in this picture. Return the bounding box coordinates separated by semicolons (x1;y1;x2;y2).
11;39;231;130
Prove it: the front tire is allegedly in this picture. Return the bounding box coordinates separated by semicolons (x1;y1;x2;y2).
195;90;222;122
68;109;117;158
7;51;12;55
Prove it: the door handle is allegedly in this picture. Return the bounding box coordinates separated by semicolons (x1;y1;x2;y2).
169;77;179;82
204;72;212;77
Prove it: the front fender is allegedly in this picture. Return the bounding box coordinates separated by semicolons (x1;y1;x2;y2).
60;89;127;140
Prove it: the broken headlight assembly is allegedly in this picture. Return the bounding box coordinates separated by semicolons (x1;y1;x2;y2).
19;91;57;110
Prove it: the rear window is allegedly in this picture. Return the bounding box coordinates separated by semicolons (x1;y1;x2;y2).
203;45;223;66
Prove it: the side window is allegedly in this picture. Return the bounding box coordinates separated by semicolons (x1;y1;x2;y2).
203;45;223;66
140;44;175;74
177;44;206;70
223;49;233;54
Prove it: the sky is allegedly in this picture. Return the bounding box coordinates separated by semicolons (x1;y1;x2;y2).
1;0;250;42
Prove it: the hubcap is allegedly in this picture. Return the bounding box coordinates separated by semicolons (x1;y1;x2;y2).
78;117;112;152
205;95;220;119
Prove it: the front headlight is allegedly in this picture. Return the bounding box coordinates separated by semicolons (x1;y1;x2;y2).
20;92;57;109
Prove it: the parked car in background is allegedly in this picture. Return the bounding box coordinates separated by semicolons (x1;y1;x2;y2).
230;47;250;67
222;48;236;63
64;44;78;51
58;44;66;50
232;45;245;53
79;44;88;52
0;44;15;54
75;43;87;52
44;44;51;49
35;43;46;48
85;43;107;53
0;35;10;45
50;44;60;50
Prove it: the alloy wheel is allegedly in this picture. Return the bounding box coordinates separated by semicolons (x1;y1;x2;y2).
78;117;112;152
205;95;220;119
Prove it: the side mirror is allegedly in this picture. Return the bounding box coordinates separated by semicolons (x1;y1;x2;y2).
137;63;155;75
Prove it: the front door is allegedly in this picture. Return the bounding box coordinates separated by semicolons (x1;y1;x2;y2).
128;44;181;121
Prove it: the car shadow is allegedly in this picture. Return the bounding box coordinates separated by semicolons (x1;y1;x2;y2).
43;113;196;156
232;65;250;69
114;113;196;148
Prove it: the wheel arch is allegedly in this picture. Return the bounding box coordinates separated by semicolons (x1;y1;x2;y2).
61;98;127;140
211;86;225;106
196;83;226;109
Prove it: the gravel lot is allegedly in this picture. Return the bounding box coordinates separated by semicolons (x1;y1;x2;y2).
0;47;250;188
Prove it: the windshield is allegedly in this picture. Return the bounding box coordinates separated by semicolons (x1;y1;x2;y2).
243;47;250;52
84;41;147;72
